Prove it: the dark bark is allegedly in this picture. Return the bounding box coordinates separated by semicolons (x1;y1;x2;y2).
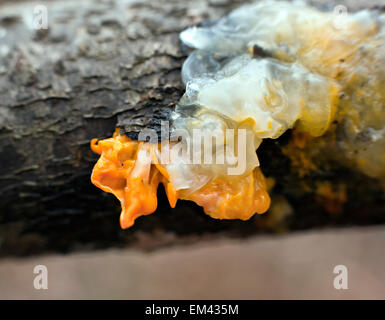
0;0;384;256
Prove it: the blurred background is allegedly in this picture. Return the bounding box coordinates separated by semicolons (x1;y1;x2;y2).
1;226;385;299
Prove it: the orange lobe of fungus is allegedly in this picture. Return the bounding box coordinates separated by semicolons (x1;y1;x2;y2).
180;167;270;220
90;129;177;229
91;130;270;228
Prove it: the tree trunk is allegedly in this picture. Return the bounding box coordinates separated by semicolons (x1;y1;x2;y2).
0;0;384;256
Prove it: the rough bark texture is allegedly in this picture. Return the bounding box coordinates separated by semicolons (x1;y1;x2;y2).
0;0;384;256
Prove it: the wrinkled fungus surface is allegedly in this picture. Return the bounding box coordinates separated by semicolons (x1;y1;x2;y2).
91;1;385;228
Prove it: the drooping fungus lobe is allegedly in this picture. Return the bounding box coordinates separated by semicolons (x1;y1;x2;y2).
91;129;178;229
91;1;385;228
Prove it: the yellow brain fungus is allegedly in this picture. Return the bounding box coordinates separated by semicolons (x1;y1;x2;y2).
91;129;178;229
181;168;270;221
91;1;385;228
91;129;270;228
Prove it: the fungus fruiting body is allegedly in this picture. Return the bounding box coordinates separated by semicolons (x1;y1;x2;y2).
91;128;270;228
91;1;385;228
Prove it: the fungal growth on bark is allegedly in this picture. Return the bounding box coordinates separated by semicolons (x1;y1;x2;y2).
91;0;385;229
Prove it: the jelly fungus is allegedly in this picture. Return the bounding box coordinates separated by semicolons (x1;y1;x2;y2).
91;1;385;228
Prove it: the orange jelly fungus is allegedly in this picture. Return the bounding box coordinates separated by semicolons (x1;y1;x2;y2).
182;168;270;221
91;129;270;229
